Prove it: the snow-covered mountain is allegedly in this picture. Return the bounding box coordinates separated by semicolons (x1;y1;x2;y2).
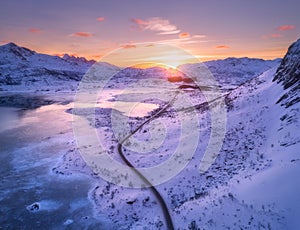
180;57;281;90
0;42;94;67
0;42;281;92
0;43;118;91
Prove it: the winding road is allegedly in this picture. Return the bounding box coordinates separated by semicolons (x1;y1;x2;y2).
117;91;179;230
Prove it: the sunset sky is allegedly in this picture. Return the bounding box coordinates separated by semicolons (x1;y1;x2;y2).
0;0;299;66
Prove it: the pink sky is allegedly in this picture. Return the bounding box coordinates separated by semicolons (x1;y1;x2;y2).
0;0;299;66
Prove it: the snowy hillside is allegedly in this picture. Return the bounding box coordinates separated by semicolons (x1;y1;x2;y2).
228;39;300;229
49;39;300;229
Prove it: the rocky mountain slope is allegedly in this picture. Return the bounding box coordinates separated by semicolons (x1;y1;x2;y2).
273;38;300;108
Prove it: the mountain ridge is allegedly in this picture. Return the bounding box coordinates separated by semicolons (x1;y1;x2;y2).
0;42;283;92
0;42;119;89
0;42;282;65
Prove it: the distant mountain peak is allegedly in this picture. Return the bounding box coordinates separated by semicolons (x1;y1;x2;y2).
62;53;72;59
1;42;32;51
0;42;97;66
62;53;96;65
0;42;36;61
5;42;18;47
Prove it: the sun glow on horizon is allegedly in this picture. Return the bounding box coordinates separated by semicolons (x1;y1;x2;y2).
99;43;200;70
131;62;178;69
2;40;287;67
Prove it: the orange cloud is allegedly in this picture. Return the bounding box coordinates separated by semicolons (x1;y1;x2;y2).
132;18;147;26
70;32;93;37
277;25;295;31
28;28;42;33
131;17;180;35
179;32;190;38
270;33;283;38
261;33;283;39
216;45;230;49
96;17;105;21
121;44;136;49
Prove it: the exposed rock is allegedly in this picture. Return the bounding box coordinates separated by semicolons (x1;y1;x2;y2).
273;38;300;108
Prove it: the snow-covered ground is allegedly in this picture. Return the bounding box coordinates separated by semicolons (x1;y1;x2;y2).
74;65;299;229
0;40;299;229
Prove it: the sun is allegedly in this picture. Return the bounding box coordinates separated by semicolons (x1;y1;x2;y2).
157;54;190;69
103;43;198;70
132;62;178;69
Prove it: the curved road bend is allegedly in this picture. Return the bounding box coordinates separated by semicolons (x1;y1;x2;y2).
117;91;179;230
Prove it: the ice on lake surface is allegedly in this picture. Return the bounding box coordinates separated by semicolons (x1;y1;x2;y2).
93;89;160;117
0;100;109;228
0;89;161;229
0;107;21;132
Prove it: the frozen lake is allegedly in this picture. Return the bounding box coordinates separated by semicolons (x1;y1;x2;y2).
0;91;162;229
0;101;106;228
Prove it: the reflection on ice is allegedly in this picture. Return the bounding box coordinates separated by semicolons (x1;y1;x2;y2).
76;89;161;118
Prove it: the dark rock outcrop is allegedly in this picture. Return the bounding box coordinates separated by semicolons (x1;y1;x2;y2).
273;38;300;108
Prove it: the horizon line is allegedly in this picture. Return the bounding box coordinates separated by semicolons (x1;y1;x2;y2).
0;41;284;68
